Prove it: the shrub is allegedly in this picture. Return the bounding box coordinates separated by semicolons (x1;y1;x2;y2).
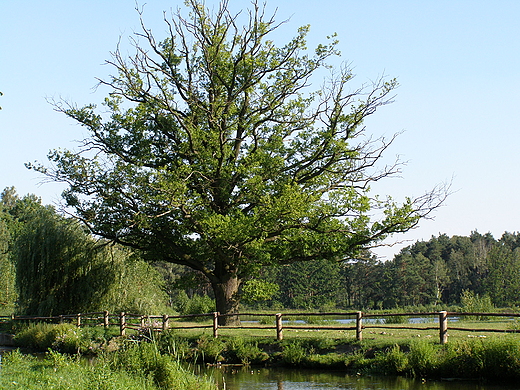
13;322;54;349
479;338;520;379
374;344;409;375
384;315;409;324
407;339;438;377
460;290;494;320
281;340;307;365
13;322;109;354
14;322;78;350
156;330;192;360
180;295;215;321
344;350;372;371
438;338;519;378
226;337;269;365
437;339;484;378
195;335;226;363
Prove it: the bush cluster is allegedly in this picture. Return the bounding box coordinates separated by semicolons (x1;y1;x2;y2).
349;338;520;381
13;322;111;354
101;342;214;389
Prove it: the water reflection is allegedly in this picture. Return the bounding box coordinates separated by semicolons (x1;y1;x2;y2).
200;366;517;390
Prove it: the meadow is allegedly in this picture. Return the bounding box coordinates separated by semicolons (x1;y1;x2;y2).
4;314;520;386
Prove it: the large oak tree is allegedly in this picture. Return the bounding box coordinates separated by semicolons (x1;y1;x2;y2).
32;0;445;324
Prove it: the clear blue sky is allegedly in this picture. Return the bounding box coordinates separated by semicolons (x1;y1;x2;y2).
1;1;519;259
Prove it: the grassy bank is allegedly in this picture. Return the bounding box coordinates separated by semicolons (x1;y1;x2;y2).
0;349;159;390
155;326;520;382
348;337;520;381
7;320;520;384
2;324;217;390
0;346;216;390
157;331;520;377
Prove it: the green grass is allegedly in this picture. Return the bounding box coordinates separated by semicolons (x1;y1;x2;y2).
9;316;520;385
0;349;159;390
362;337;520;381
0;347;216;390
13;322;118;354
150;320;520;381
165;315;520;341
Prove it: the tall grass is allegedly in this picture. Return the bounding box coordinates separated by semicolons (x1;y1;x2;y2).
10;321;520;383
280;338;346;368
0;345;217;390
13;322;113;354
360;337;520;381
101;341;215;389
0;349;159;390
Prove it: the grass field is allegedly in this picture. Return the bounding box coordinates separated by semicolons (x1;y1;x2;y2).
6;315;520;383
163;316;520;348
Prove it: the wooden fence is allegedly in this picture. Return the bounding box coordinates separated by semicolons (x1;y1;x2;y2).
2;311;520;345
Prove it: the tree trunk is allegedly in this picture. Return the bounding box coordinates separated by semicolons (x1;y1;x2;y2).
212;275;241;326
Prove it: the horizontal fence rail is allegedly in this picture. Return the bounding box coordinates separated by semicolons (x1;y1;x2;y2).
2;310;520;345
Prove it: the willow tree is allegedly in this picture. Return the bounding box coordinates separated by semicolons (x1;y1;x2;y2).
13;196;170;316
0;191;17;314
32;0;445;324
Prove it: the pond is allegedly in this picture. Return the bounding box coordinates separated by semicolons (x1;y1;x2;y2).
199;366;519;390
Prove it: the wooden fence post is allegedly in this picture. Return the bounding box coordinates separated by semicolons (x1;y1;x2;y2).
276;313;283;341
213;312;219;338
104;311;109;328
439;311;448;345
356;311;363;341
120;312;126;336
76;313;81;327
59;315;64;324
163;314;169;332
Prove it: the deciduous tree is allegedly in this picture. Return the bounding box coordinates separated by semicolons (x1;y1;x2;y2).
31;0;445;324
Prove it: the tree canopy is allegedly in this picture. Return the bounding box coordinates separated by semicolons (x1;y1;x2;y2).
31;0;445;324
2;187;170;316
340;231;520;309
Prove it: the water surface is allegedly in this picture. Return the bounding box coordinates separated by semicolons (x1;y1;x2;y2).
201;366;518;390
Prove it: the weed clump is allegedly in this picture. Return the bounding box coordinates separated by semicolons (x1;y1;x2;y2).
225;337;269;365
280;339;346;368
100;341;215;389
13;322;110;354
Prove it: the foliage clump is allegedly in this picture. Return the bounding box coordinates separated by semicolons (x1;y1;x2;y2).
357;338;520;381
13;322;112;354
460;289;494;321
0;187;172;316
102;342;215;389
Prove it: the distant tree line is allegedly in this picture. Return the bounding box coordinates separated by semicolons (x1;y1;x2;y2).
240;231;520;310
2;187;519;315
